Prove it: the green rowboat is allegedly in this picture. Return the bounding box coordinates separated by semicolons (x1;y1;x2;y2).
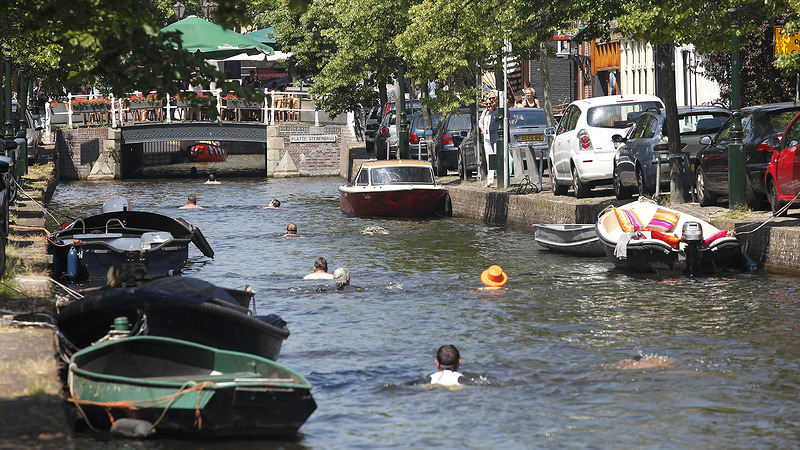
68;336;316;437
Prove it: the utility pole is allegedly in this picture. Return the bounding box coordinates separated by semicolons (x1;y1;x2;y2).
727;7;745;209
397;64;410;160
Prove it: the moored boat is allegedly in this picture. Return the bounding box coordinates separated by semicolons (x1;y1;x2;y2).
56;276;289;361
595;198;741;275
533;224;605;257
48;198;214;282
186;142;228;162
338;160;450;217
68;336;316;437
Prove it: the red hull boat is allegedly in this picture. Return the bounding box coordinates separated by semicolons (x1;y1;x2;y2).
187;143;228;162
338;160;449;217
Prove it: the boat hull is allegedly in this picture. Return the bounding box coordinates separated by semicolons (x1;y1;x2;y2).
68;336;315;437
533;224;605;257
338;187;449;217
56;277;289;361
187;143;227;162
49;211;213;282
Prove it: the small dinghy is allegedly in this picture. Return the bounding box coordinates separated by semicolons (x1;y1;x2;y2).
68;336;316;437
595;198;741;275
533;224;605;257
186;142;228;162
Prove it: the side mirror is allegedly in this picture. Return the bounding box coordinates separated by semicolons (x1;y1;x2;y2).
544;127;555;136
460;130;468;138
764;137;781;150
612;134;625;143
699;135;712;146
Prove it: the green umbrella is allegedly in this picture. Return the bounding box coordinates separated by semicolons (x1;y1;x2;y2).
161;16;274;59
244;27;280;50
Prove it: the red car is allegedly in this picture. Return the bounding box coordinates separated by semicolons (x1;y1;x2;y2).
765;112;800;216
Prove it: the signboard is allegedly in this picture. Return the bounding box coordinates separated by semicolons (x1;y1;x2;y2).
290;135;337;143
257;68;290;90
775;27;800;57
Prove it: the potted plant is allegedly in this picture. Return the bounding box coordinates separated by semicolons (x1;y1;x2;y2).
126;93;162;109
70;97;111;112
223;94;260;109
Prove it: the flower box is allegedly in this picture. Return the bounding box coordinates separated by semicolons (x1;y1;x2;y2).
72;104;108;113
128;101;162;110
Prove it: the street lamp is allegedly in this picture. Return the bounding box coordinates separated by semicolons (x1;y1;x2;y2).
202;1;218;21
172;1;185;20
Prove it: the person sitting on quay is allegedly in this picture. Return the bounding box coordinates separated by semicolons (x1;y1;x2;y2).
204;173;220;185
179;195;203;209
303;257;333;279
284;223;299;237
429;344;465;386
333;267;358;292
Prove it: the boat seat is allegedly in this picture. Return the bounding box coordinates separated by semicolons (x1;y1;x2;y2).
140;231;174;250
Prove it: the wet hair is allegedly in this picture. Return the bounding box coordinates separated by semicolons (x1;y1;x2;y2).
286;223;297;234
314;257;328;271
270;199;281;207
187;195;197;204
333;267;349;285
208;174;216;182
436;345;460;370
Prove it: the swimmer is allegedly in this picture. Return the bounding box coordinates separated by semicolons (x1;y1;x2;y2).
303;257;334;279
616;354;677;370
266;199;281;208
179;195;203;209
480;265;507;289
284;223;298;237
360;226;389;235
204;173;220;184
429;344;465;386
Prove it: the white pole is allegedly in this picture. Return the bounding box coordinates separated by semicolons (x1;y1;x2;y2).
503;41;510;189
67;93;73;129
110;95;117;128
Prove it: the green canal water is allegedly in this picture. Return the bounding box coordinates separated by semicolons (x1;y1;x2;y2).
49;176;800;448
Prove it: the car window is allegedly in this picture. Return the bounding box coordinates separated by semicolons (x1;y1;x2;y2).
415;113;441;130
643;116;658;139
558;105;580;133
448;113;472;130
759;109;800;136
586;101;662;128
782;116;800;148
509;109;546;126
371;167;433;185
629;114;651;139
715;119;732;143
678;113;729;135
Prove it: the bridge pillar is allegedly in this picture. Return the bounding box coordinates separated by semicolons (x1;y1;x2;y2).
267;125;300;177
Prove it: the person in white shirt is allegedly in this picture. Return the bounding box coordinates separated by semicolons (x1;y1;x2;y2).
303;257;334;279
429;345;465;386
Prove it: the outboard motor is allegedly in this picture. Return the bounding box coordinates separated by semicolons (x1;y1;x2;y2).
101;197;132;213
680;221;704;275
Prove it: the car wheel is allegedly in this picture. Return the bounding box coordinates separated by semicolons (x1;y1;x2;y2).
696;167;716;207
636;165;649;197
745;175;767;210
767;179;786;217
613;164;634;200
571;165;590;198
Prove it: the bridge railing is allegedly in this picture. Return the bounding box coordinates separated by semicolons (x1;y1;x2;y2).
53;90;345;129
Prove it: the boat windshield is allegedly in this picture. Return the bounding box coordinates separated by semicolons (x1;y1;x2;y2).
371;167;434;185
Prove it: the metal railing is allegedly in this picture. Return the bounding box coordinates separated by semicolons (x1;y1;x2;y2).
51;90;345;129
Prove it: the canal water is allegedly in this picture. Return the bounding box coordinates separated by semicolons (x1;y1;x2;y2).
49;177;800;448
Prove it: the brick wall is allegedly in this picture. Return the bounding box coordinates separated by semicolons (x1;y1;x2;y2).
273;124;354;177
56;128;111;180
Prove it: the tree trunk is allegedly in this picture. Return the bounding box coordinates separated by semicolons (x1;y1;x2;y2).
657;43;688;203
540;43;556;128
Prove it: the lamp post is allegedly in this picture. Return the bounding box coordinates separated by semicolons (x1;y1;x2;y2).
727;7;745;209
202;1;218;21
172;1;185;20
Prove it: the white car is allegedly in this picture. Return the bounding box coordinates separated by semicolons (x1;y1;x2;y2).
549;94;664;198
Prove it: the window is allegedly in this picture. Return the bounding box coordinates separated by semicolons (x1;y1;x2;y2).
586;101;662;129
371;167;434;185
679;113;730;135
559;106;580;134
356;169;369;186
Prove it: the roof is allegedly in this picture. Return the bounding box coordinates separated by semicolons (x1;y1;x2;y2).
360;160;434;168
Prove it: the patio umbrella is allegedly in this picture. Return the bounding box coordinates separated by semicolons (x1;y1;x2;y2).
161;16;274;60
244;27;279;50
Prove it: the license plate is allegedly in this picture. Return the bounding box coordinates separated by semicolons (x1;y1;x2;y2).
519;134;544;142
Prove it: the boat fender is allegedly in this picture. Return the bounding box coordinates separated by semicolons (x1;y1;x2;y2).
739;252;758;271
110;418;156;438
67;247;79;280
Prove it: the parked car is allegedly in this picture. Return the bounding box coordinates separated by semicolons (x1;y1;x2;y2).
549;94;664;198
507;108;550;178
695;102;800;208
765;111;800;216
433;108;472;175
408;111;442;161
364;105;381;153
612;106;730;199
374;101;422;160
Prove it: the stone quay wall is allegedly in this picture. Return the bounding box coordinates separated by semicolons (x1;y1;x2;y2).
267;124;355;178
55;128;120;181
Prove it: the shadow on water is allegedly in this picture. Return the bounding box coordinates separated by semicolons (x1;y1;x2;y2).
48;177;800;448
